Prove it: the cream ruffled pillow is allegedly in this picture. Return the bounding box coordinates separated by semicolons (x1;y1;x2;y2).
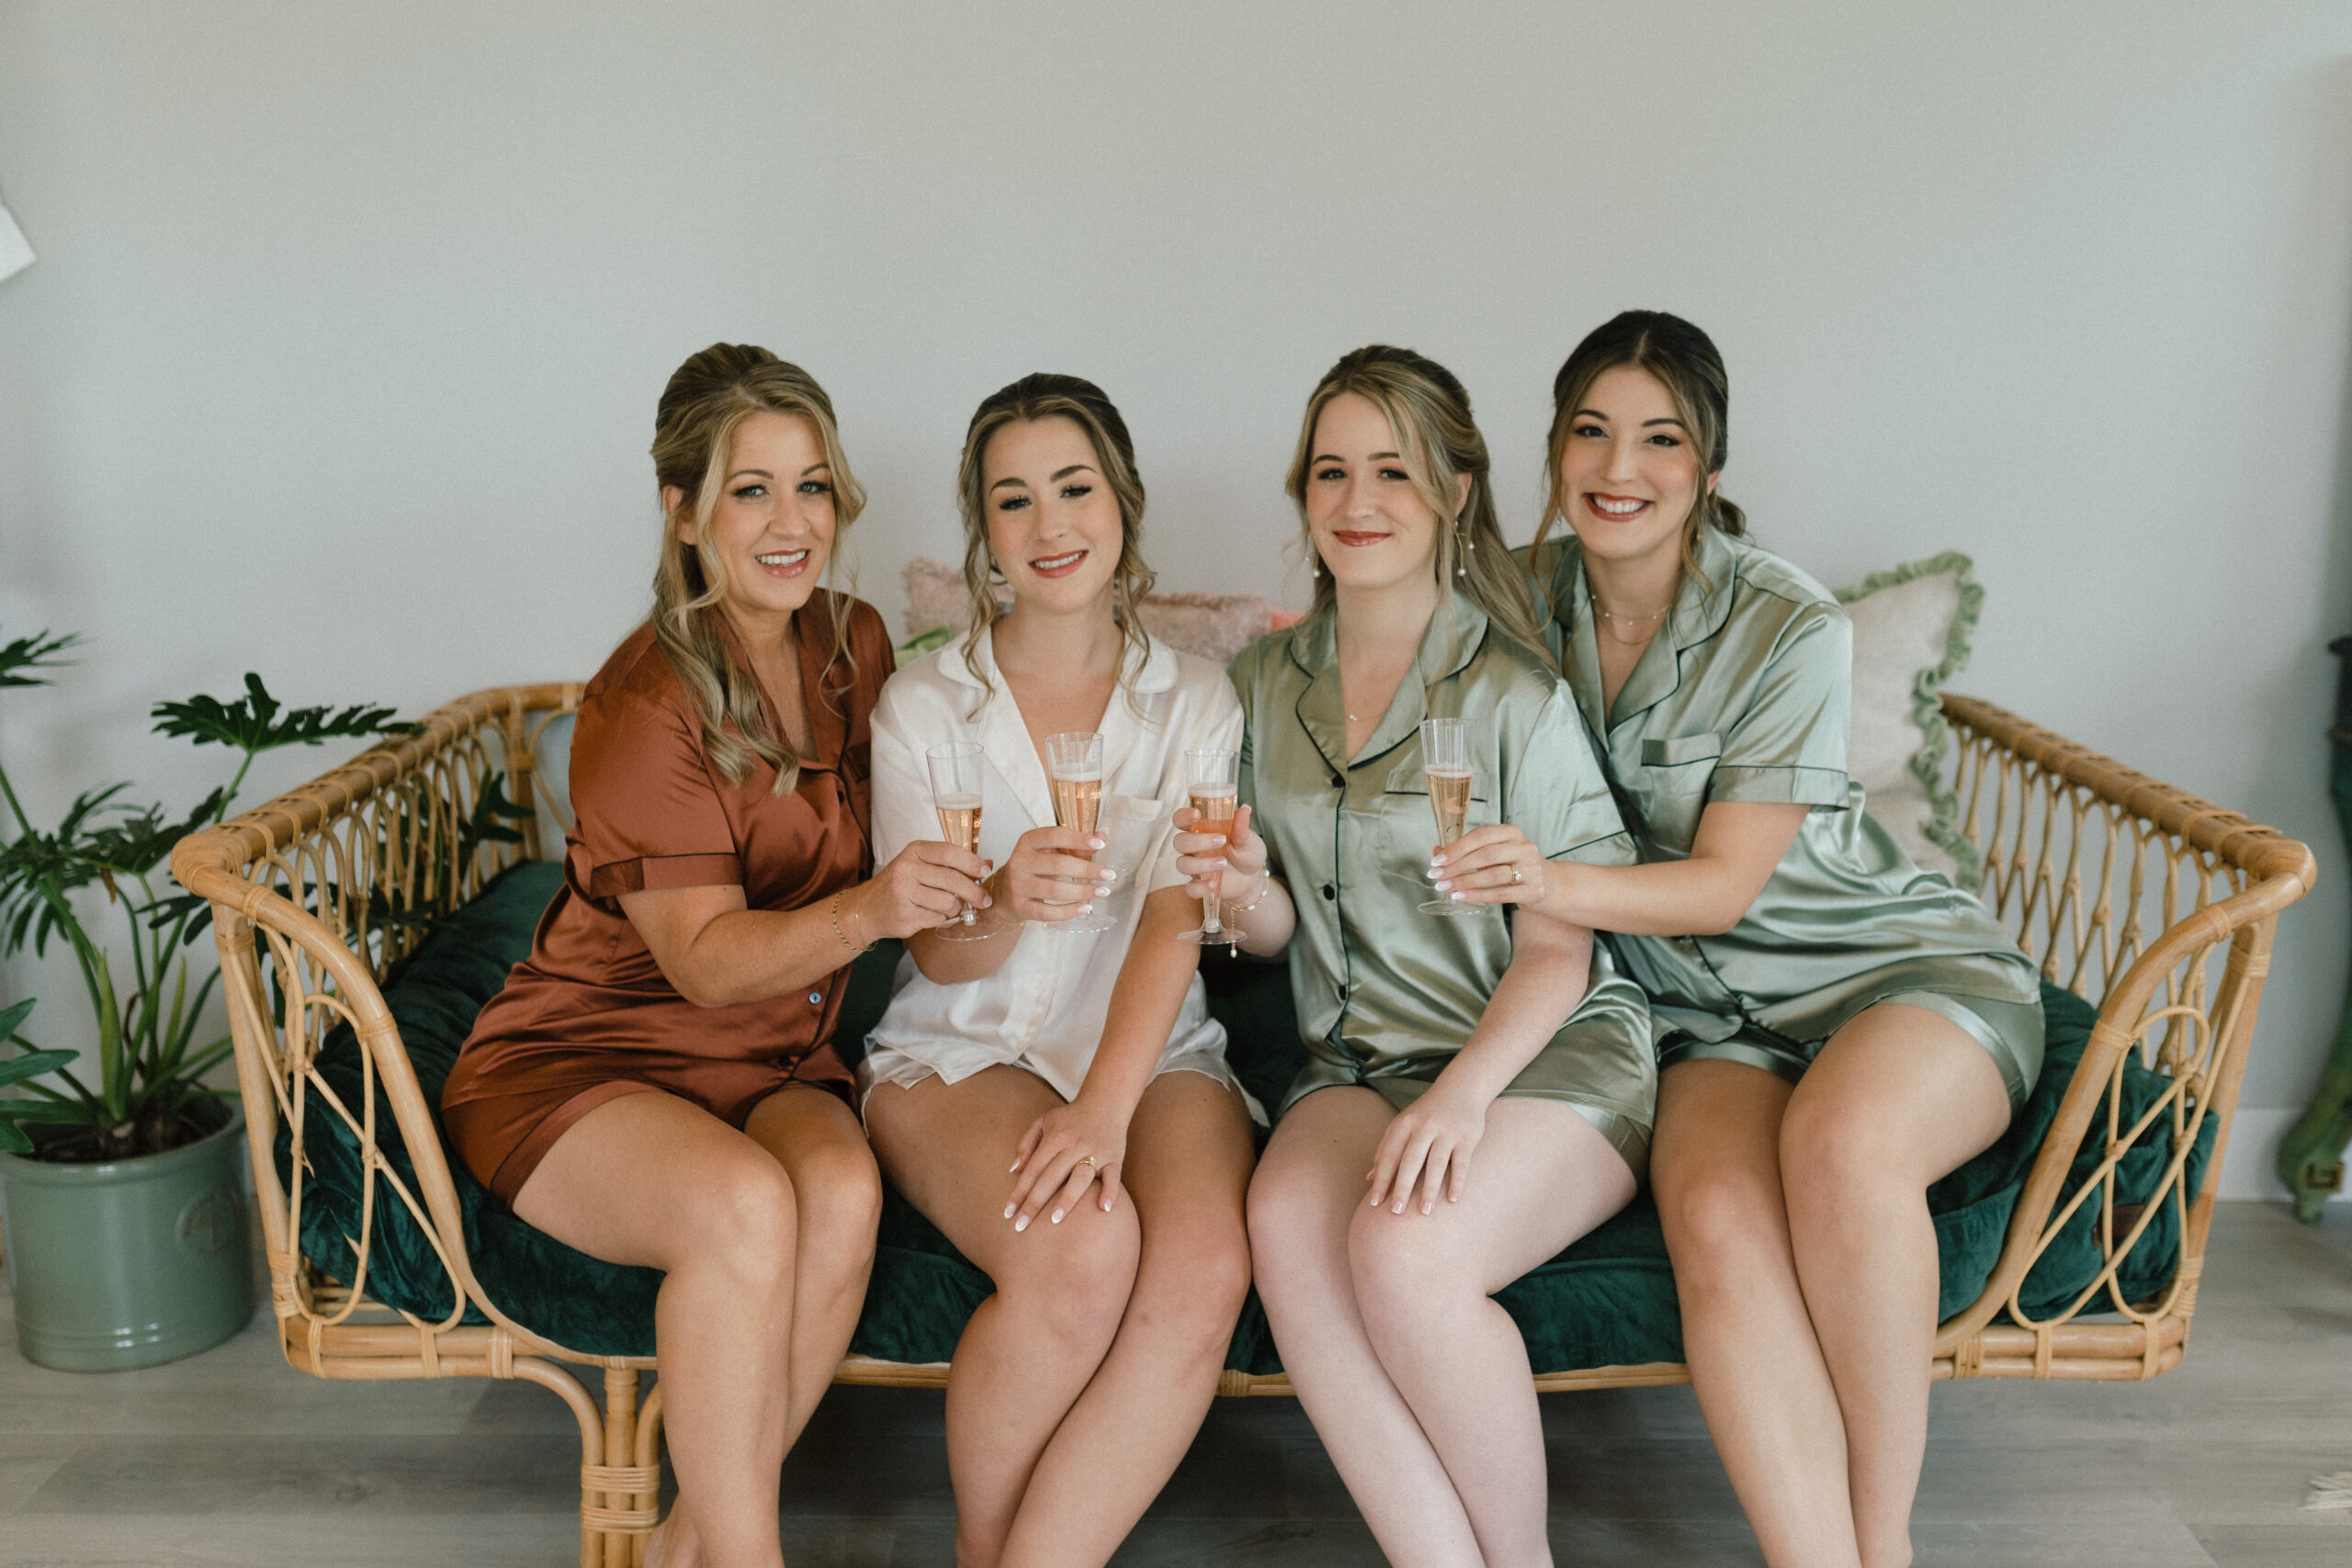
1835;552;1983;888
897;558;1277;668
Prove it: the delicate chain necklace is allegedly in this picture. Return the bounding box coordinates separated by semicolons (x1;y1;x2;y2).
1590;591;1672;647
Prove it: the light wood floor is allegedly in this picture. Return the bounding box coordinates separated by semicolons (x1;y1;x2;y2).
2;1201;2346;1566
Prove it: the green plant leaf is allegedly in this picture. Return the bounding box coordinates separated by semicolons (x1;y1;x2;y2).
0;629;77;691
0;996;30;1039
0;1121;25;1155
0;1096;85;1122
151;673;413;755
0;1053;76;1090
0;1047;74;1089
457;770;532;859
78;788;231;879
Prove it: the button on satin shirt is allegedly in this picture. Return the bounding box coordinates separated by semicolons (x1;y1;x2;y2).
1228;592;1655;1122
1524;527;2043;1072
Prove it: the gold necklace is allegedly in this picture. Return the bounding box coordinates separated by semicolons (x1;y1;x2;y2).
1590;592;1672;647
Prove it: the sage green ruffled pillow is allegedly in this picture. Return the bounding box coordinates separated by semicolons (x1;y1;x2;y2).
1836;552;1984;888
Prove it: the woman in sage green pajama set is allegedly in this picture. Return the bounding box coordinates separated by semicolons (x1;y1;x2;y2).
1173;345;1655;1567
1440;311;2044;1568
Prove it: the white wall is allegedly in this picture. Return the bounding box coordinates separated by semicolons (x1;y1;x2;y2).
5;3;2352;1178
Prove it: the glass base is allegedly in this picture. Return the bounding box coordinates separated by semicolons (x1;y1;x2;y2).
934;914;993;942
1047;911;1116;935
1177;925;1239;948
1419;897;1482;917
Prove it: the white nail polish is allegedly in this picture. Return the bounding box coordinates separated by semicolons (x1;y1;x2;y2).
1050;1210;1064;1224
1003;1202;1016;1218
1014;1214;1030;1232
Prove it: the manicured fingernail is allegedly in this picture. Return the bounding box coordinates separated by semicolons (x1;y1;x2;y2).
1434;879;1452;891
1013;1213;1030;1232
1079;904;1093;915
1368;1192;1382;1206
1088;836;1105;850
1450;891;1465;902
1092;886;1110;898
1050;1209;1065;1224
980;896;993;907
1003;1201;1017;1216
1421;1201;1434;1215
1430;853;1446;866
1101;867;1118;881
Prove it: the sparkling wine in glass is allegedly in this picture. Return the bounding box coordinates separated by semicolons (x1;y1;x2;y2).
926;741;992;941
1044;731;1114;935
1177;747;1240;950
1419;716;1481;918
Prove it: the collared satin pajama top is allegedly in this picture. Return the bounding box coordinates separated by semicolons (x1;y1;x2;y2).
1227;591;1657;1171
1525;526;2045;1105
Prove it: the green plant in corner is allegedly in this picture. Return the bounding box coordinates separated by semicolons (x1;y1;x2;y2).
0;629;414;1161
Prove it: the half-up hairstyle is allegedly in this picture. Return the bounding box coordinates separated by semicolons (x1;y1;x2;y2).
649;343;867;793
1532;310;1746;602
1283;344;1553;666
954;373;1157;708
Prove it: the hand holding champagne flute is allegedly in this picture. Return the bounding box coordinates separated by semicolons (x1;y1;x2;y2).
1044;731;1115;935
1419;716;1480;918
925;741;991;941
1177;747;1239;949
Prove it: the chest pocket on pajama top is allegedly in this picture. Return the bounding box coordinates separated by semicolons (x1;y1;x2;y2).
1631;731;1724;855
1094;794;1167;909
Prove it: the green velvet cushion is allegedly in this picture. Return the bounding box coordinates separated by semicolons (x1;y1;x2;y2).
284;865;2207;1370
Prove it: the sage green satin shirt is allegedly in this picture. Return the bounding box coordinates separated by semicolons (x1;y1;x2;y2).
1524;528;2043;1102
1228;592;1657;1154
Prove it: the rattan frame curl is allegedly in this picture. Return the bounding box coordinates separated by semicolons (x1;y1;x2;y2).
168;684;2313;1565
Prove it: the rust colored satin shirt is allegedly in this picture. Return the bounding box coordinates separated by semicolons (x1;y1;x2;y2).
442;593;891;1203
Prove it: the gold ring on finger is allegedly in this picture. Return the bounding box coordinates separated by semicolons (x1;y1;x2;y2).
1510;864;1523;886
1079;1156;1099;1168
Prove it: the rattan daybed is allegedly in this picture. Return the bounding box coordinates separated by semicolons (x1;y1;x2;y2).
170;683;2313;1568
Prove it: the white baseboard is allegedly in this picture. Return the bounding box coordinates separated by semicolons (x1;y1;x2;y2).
2218;1107;2348;1201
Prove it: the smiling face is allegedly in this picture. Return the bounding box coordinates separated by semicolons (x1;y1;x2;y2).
980;415;1125;616
1555;364;1715;572
1303;391;1468;594
666;409;837;636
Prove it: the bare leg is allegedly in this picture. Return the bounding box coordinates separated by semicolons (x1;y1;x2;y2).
742;1086;885;1441
996;1070;1256;1567
1781;1004;2011;1568
1253;1088;1633;1567
865;1066;1141;1568
1652;1060;1861;1567
1346;1099;1637;1568
512;1089;880;1568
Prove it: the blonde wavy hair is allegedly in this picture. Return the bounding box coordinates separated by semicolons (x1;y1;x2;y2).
1530;310;1746;606
1284;344;1553;665
953;373;1157;711
648;343;866;793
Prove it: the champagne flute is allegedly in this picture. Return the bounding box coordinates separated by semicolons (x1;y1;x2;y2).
925;741;992;942
1043;731;1114;935
1419;716;1481;918
1176;747;1240;950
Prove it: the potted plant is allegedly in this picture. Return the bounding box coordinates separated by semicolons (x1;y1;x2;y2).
0;628;409;1370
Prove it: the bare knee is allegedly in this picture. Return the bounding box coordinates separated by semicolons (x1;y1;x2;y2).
793;1135;884;1252
1245;1166;1327;1304
1656;1152;1789;1282
994;1207;1140;1351
1779;1095;1904;1214
673;1154;800;1288
1136;1218;1252;1353
1347;1205;1474;1333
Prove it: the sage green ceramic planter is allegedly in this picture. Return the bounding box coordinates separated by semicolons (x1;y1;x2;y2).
0;1108;255;1371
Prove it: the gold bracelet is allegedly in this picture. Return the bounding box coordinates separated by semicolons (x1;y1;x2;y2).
829;892;867;954
1227;868;1272;915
